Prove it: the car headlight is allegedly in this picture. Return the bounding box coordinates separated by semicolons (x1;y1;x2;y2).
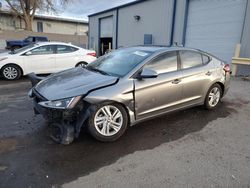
38;96;82;109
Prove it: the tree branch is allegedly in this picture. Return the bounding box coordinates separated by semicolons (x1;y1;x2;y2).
5;0;22;17
4;0;71;31
31;1;37;18
19;0;28;18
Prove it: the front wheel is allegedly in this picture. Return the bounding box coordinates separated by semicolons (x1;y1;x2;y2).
1;64;22;80
204;84;222;110
11;46;21;51
76;62;87;68
88;104;128;142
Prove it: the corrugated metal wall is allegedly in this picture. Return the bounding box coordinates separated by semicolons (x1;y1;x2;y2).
89;0;250;75
117;0;174;47
238;0;250;75
184;0;247;64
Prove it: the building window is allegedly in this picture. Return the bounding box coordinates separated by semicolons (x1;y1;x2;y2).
144;34;153;45
37;22;43;32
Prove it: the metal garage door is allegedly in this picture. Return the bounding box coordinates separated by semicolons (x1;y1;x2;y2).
100;16;113;38
185;0;247;63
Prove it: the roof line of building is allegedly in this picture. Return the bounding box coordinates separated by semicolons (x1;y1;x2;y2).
88;0;148;17
0;10;88;24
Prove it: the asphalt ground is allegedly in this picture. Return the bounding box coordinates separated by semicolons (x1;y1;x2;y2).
0;77;249;188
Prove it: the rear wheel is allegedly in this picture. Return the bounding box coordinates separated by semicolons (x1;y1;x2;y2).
204;83;222;110
11;46;21;51
76;62;87;68
88;103;128;142
1;64;22;80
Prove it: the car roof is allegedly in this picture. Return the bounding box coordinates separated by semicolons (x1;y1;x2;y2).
34;42;76;46
119;45;202;53
27;36;47;38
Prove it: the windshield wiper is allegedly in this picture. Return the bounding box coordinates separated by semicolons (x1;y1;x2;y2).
86;66;111;76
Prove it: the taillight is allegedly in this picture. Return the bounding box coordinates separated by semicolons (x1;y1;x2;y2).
223;64;230;73
87;52;96;57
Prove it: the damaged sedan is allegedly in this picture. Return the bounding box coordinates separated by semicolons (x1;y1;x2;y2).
29;46;230;144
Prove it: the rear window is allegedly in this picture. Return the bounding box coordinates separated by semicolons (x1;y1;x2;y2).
56;45;78;54
179;51;203;69
202;54;211;64
37;37;47;42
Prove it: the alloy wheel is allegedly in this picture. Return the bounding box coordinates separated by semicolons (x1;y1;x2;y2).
77;62;86;67
94;105;123;136
3;66;18;80
208;87;221;107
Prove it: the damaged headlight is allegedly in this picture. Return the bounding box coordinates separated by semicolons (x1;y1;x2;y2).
38;96;82;109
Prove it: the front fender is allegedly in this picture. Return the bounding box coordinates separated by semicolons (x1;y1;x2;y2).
84;79;136;125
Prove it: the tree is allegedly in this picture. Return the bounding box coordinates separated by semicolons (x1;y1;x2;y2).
4;0;69;31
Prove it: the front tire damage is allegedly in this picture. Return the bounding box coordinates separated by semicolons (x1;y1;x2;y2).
45;104;93;145
49;122;74;145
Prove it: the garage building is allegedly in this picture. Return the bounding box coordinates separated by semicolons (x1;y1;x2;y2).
88;0;250;75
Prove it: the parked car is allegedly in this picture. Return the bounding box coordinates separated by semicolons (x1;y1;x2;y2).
0;42;96;80
29;46;230;145
6;36;48;50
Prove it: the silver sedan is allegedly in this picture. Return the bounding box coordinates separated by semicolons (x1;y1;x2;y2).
30;46;230;144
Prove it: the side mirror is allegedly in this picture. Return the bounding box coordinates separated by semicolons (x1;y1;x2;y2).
25;51;32;56
137;68;158;79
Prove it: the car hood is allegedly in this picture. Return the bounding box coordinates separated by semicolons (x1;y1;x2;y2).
35;68;118;101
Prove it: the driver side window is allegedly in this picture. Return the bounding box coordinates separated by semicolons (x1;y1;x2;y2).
144;51;178;74
29;45;55;55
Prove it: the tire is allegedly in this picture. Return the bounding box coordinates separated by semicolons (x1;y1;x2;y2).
11;46;21;51
88;103;128;142
1;64;22;80
49;122;74;145
204;83;222;110
76;62;87;68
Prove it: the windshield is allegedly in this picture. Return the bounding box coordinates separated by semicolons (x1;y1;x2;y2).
87;48;153;77
9;44;35;54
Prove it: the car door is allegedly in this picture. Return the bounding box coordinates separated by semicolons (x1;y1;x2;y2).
54;45;80;72
23;45;56;74
179;50;214;106
134;51;183;120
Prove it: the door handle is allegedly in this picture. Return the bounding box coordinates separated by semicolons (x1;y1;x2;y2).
205;71;212;76
172;79;181;84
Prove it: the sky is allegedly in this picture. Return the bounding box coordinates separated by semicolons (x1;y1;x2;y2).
0;0;137;21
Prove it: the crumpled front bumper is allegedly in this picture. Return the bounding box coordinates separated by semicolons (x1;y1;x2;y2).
30;89;53;120
29;88;93;138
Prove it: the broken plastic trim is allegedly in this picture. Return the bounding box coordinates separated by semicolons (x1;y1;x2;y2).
27;72;45;87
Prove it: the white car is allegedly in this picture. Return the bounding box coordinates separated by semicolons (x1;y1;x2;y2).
0;42;97;80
